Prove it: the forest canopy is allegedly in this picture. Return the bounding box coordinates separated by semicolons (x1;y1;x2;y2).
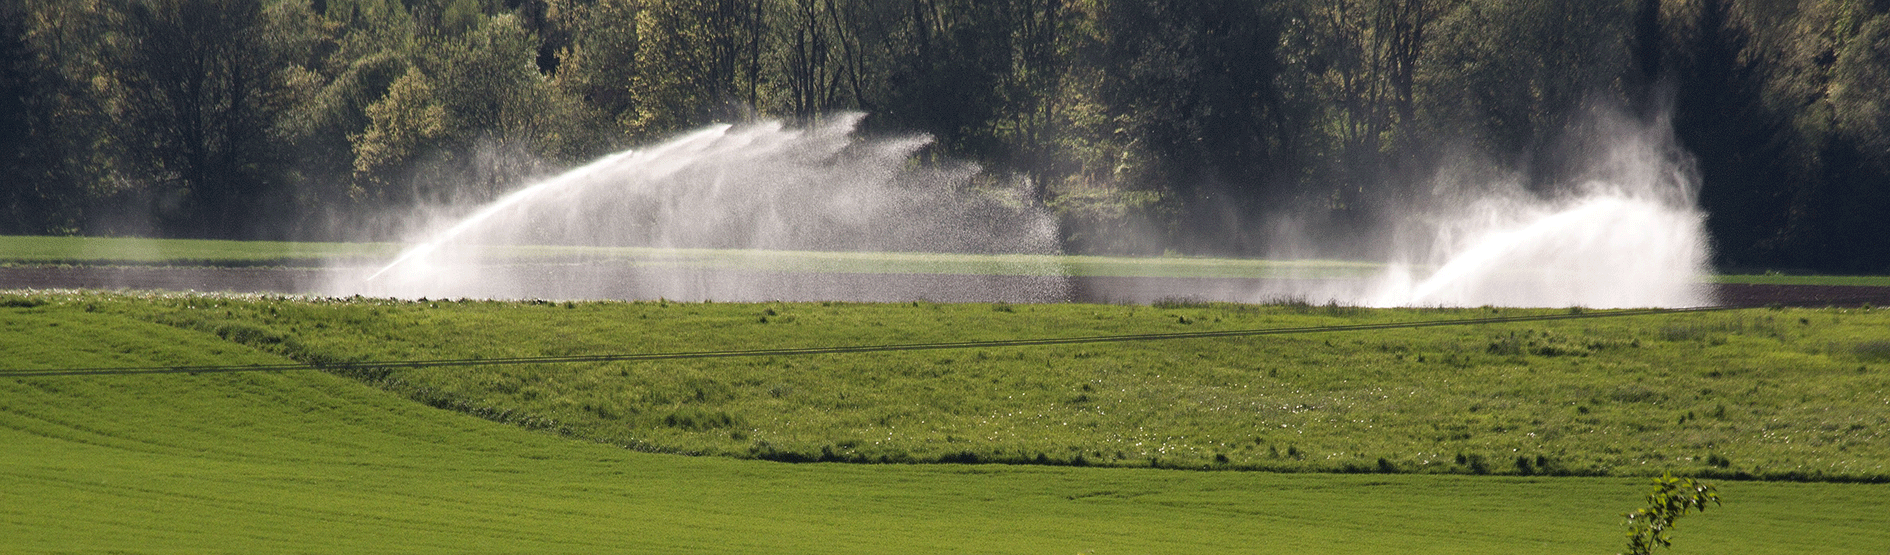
2;0;1887;272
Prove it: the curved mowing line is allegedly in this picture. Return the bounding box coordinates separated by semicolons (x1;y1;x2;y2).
0;306;1746;378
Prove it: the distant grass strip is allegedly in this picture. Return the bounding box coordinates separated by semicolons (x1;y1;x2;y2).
10;235;1890;283
0;235;1379;277
1711;274;1890;287
0;305;1735;377
0;235;399;266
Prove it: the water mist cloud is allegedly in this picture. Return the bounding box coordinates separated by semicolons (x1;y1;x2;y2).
322;109;1710;308
1308;112;1713;308
322;113;1064;302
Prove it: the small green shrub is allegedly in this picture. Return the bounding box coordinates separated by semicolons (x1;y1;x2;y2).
1622;473;1720;555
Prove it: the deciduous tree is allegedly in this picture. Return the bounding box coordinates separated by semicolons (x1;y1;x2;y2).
110;0;286;237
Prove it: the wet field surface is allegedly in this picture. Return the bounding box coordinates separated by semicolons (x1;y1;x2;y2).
3;264;1886;307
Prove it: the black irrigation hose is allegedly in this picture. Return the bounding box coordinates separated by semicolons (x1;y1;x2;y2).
3;305;1764;379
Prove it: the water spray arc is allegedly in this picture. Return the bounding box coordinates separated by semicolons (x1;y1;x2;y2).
361;126;730;282
1368;192;1710;308
1322;114;1715;309
331;114;1064;302
337;111;1711;309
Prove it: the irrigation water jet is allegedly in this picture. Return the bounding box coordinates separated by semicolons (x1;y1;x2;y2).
1261;113;1713;308
330;111;1710;308
1363;190;1710;308
326;114;1065;302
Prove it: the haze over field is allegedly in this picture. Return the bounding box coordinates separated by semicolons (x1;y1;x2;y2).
333;113;1066;302
330;111;1710;308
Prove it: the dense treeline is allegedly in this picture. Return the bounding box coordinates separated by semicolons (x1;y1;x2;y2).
1;0;1886;271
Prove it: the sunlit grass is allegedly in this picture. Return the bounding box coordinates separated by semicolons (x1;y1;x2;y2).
20;291;1889;481
3;299;1887;553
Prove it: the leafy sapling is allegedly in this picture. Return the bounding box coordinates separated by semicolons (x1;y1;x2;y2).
1622;472;1721;555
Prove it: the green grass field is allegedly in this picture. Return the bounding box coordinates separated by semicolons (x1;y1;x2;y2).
11;234;1885;283
38;293;1885;481
4;236;1888;551
4;300;1888;553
